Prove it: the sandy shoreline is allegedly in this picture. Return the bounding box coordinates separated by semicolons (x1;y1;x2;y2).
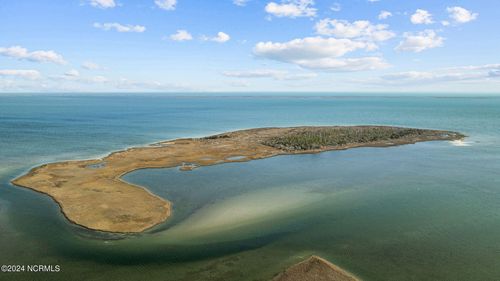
273;256;360;281
10;126;464;233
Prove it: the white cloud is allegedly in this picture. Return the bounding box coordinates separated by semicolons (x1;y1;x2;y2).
378;10;392;20
395;30;443;52
51;73;109;83
265;0;316;18
0;46;66;64
170;30;193;41
254;37;367;60
315;19;395;43
116;78;191;91
380;64;500;84
253;36;389;71
446;6;478;24
223;69;317;80
233;0;250;6
89;0;115;9
89;76;108;83
229;80;250;87
202;32;231;43
0;80;16;90
293;57;389;71
1;74;197;92
50;71;109;83
155;0;176;10
410;9;433;24
65;69;80;77
93;22;146;33
330;3;341;12
49;69;81;81
82;61;102;70
441;20;450;26
0;69;41;80
383;71;439;81
367;0;379;2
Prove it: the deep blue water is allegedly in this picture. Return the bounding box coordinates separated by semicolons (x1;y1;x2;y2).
0;95;499;281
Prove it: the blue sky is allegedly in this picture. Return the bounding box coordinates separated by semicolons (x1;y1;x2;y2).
0;0;498;93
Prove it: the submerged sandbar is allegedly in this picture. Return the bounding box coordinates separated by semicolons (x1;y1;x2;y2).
11;126;464;233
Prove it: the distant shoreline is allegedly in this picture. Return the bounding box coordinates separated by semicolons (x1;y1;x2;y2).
11;126;464;233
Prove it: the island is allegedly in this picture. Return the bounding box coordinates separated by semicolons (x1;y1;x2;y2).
10;126;464;233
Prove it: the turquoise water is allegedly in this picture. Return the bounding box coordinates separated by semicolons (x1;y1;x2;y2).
0;95;499;280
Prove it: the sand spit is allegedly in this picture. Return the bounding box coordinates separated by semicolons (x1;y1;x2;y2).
272;256;360;281
10;126;464;233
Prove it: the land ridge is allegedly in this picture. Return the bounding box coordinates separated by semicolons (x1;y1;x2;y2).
272;255;360;281
10;126;464;233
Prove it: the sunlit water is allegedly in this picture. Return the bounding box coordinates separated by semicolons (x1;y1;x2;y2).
0;95;499;281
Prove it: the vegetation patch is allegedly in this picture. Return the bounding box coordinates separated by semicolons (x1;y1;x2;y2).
262;126;458;150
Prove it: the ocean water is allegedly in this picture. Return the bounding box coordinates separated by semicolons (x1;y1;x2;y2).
0;95;499;281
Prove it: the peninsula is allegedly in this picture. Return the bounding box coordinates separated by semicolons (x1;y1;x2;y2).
11;126;464;233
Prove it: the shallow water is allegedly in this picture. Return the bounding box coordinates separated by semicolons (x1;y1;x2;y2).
0;95;499;280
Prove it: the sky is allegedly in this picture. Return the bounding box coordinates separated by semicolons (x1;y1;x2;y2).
0;0;499;93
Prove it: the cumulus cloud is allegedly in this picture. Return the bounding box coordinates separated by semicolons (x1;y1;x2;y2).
155;0;176;10
93;22;146;33
82;61;102;70
223;69;317;80
378;10;392;20
254;37;367;60
0;46;66;64
170;30;193;41
233;0;250;6
89;0;115;9
410;9;433;24
253;37;389;71
265;0;316;18
380;64;500;84
0;69;41;80
201;32;231;43
447;6;478;24
395;30;443;52
315;19;395;43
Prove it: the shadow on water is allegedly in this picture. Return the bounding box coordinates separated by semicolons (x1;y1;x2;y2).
57;232;288;265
